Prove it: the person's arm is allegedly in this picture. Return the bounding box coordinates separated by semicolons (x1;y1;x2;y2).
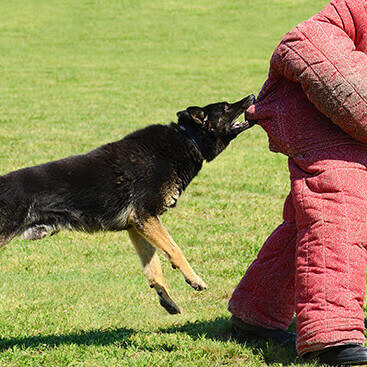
271;0;367;142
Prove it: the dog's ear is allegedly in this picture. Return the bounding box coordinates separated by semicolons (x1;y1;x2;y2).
176;110;190;123
186;107;205;125
177;107;205;125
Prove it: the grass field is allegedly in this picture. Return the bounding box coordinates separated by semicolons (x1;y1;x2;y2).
0;0;331;365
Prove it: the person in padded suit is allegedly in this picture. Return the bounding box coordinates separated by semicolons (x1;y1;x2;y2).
229;0;367;365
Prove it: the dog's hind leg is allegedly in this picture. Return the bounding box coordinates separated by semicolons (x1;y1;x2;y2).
19;224;54;240
129;214;207;292
127;228;181;314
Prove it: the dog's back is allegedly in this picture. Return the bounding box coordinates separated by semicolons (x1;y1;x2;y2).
0;124;202;244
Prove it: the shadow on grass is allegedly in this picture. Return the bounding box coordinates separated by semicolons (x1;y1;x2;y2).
0;317;308;365
0;328;136;350
160;316;308;366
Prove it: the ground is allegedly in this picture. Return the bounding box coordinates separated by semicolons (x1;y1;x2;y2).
0;0;332;365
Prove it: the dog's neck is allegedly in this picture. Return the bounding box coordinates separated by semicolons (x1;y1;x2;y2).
175;124;206;160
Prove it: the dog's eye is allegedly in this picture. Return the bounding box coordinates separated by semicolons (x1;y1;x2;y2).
224;103;230;111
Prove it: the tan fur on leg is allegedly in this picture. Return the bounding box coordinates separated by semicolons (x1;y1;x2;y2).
129;215;207;291
128;228;181;314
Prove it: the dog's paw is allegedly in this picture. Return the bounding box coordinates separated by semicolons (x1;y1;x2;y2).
156;287;181;314
159;297;181;314
185;278;207;291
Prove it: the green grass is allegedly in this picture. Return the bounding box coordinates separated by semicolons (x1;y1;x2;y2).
0;0;327;365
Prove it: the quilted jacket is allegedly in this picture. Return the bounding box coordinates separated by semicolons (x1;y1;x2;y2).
246;0;367;157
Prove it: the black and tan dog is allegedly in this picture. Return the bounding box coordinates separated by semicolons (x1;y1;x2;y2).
0;94;255;314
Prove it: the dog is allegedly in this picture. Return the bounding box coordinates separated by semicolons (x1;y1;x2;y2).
0;94;255;314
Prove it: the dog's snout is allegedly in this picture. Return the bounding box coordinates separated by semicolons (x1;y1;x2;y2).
248;94;256;104
244;94;256;108
232;95;256;110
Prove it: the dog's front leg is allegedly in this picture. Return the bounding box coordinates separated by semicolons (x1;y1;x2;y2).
129;214;207;291
127;228;181;314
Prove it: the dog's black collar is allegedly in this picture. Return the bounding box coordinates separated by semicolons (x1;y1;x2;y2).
175;124;206;158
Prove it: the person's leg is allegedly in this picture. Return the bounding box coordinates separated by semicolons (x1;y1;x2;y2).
289;155;367;356
228;193;297;330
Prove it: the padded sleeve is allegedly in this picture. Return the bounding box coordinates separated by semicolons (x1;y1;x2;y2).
270;0;367;142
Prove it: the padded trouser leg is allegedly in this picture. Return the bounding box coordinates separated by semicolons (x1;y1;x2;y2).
290;154;367;355
228;194;297;330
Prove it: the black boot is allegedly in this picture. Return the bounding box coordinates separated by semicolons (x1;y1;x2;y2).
230;315;297;346
304;344;367;366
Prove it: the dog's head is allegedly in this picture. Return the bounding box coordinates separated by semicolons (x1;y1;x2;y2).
177;94;256;161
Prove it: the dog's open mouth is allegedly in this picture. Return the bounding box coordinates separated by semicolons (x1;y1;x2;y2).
231;114;253;132
229;94;256;133
232;117;251;130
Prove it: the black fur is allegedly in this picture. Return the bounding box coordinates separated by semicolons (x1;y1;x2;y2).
0;94;255;251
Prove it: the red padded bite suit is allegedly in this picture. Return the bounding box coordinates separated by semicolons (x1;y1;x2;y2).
229;0;367;355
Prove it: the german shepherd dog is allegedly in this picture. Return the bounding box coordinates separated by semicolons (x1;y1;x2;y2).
0;94;255;314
